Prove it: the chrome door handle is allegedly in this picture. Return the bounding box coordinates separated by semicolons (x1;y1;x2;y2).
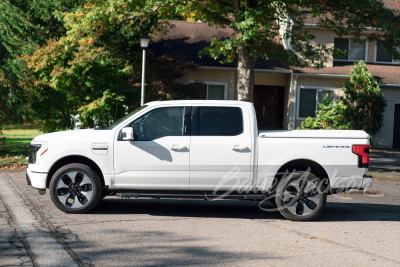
231;145;247;151
170;145;186;150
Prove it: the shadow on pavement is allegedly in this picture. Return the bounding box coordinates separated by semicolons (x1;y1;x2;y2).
320;201;400;222
92;198;400;222
93;198;282;220
369;150;400;172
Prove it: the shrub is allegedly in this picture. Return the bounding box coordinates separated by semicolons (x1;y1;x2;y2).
341;62;386;139
300;62;386;141
300;96;350;130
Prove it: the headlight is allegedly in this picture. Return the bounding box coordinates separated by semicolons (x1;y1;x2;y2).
29;144;42;164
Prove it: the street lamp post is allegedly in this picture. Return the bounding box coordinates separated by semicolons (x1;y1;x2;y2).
140;37;150;106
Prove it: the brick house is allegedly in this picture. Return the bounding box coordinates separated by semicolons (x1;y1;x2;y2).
151;7;400;149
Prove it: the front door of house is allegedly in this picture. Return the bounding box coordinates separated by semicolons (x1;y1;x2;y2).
393;104;400;148
254;85;284;130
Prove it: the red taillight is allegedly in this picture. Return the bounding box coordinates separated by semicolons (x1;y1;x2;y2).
352;145;370;168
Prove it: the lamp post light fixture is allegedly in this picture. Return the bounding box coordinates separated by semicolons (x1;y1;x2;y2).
140;37;150;106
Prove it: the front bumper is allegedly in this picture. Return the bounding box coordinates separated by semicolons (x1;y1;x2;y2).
26;167;47;190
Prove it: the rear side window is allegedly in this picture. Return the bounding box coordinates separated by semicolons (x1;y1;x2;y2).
197;107;243;136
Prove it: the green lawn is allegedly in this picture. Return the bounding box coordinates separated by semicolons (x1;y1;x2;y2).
0;125;42;166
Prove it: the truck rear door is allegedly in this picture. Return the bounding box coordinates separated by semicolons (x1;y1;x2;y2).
189;105;253;191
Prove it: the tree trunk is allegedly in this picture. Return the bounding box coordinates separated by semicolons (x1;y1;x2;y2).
233;0;256;102
9;84;12;107
237;46;256;102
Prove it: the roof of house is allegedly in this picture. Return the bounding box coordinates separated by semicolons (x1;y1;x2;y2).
151;21;235;67
151;20;290;70
152;20;400;85
293;64;400;85
302;0;400;25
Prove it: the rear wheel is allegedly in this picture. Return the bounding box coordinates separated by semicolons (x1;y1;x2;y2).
49;163;102;213
275;171;327;221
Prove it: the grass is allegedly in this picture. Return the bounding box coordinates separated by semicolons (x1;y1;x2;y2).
371;174;400;181
0;124;42;167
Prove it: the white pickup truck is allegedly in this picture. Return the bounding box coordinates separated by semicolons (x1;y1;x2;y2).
27;100;372;221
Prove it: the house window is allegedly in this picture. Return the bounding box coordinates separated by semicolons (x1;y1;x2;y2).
375;40;400;63
190;82;227;100
298;87;336;119
334;38;366;61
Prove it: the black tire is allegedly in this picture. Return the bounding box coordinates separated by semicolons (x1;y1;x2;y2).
49;163;102;213
101;189;108;199
275;171;327;221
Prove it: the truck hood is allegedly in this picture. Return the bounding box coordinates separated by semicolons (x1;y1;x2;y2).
32;129;107;142
259;130;370;139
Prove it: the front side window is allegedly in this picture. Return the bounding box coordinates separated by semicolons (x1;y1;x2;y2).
131;107;184;141
299;88;335;118
197;107;243;136
334;38;366;61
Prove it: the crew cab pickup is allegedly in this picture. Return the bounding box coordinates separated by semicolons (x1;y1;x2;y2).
26;100;371;221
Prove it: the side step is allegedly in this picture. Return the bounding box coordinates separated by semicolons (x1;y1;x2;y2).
115;191;267;200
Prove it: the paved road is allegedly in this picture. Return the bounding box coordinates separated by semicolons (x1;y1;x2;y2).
1;170;399;266
369;149;400;173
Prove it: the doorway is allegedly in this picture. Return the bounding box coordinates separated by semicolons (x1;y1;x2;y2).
393;104;400;148
254;85;284;130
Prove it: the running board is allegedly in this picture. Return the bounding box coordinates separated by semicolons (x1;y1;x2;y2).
115;191;266;200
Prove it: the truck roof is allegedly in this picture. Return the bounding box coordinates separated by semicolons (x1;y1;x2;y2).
145;100;254;107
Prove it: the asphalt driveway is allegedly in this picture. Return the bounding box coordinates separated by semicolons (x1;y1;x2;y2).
1;169;399;266
369;149;400;173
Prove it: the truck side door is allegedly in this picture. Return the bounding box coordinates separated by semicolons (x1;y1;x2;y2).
114;106;190;190
189;105;253;191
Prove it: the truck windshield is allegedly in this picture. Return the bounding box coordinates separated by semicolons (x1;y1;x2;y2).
106;105;148;130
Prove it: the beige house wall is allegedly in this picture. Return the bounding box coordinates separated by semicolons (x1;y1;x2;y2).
181;68;292;130
179;66;398;148
307;29;335;67
367;40;376;63
306;28;379;65
291;76;399;149
177;68;237;100
283;76;292;130
293;76;349;128
374;87;400;148
254;72;286;86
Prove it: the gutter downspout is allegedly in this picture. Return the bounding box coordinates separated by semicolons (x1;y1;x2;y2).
292;74;298;130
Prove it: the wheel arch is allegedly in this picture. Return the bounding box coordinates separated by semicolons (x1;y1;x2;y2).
273;159;330;190
46;155;105;189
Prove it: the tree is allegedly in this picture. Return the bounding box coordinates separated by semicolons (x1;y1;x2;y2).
19;0;197;131
341;62;386;139
19;39;132;131
300;62;386;142
0;70;12;133
78;90;125;129
0;0;84;124
152;0;400;101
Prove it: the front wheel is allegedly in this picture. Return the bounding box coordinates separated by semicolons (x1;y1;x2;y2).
49;163;102;213
275;171;327;221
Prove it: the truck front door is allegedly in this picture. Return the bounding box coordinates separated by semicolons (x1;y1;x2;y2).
114;106;190;190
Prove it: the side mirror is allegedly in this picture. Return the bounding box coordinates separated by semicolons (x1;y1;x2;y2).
121;127;134;141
